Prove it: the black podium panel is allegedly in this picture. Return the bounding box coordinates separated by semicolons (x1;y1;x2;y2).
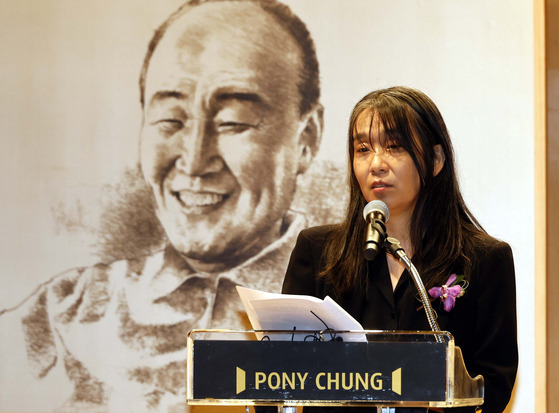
192;340;447;402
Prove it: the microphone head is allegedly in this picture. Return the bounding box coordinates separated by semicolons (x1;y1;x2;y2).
363;200;390;222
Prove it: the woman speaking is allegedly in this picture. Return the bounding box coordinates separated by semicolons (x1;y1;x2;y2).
282;87;518;413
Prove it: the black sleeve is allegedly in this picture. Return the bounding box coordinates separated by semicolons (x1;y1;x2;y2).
281;228;323;297
467;241;518;413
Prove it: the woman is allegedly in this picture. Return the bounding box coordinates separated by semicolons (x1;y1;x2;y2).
282;87;517;413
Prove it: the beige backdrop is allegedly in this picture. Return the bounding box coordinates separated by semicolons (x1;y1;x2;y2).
0;1;534;412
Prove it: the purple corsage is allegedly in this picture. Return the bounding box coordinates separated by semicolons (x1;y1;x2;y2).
428;274;467;312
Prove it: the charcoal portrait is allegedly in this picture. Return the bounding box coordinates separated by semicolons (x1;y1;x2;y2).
0;1;343;412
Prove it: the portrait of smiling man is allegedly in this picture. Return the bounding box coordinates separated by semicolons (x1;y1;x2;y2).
138;0;323;330
140;0;323;277
0;0;323;412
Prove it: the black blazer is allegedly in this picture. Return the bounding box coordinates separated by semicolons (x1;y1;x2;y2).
282;225;518;413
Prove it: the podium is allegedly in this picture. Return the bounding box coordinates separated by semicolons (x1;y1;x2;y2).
186;329;483;412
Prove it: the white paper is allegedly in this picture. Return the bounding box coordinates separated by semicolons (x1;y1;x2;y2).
236;286;366;342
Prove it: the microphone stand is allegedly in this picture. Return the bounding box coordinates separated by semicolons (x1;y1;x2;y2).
383;237;443;343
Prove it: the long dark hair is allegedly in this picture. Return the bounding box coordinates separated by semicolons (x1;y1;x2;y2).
321;86;490;294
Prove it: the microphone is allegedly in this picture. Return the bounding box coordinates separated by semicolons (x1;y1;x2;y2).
362;200;390;261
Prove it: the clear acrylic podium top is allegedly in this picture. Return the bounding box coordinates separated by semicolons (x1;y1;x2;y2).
186;329;484;410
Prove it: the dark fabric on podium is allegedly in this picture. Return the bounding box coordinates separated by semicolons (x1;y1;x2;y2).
278;225;517;413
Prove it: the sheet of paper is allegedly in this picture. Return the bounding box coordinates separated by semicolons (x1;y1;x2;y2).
236;286;366;342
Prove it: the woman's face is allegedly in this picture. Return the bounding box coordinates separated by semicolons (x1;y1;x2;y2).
352;110;421;221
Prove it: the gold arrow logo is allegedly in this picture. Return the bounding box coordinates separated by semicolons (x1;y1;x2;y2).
236;367;246;394
392;368;401;395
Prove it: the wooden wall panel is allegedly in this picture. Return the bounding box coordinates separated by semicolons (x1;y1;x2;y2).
547;0;559;408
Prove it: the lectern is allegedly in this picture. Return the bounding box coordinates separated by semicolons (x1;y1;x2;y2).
186;329;483;412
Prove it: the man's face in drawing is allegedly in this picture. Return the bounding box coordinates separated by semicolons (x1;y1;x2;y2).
140;2;318;272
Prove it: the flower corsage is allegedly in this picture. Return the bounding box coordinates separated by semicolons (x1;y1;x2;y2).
428;273;468;312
